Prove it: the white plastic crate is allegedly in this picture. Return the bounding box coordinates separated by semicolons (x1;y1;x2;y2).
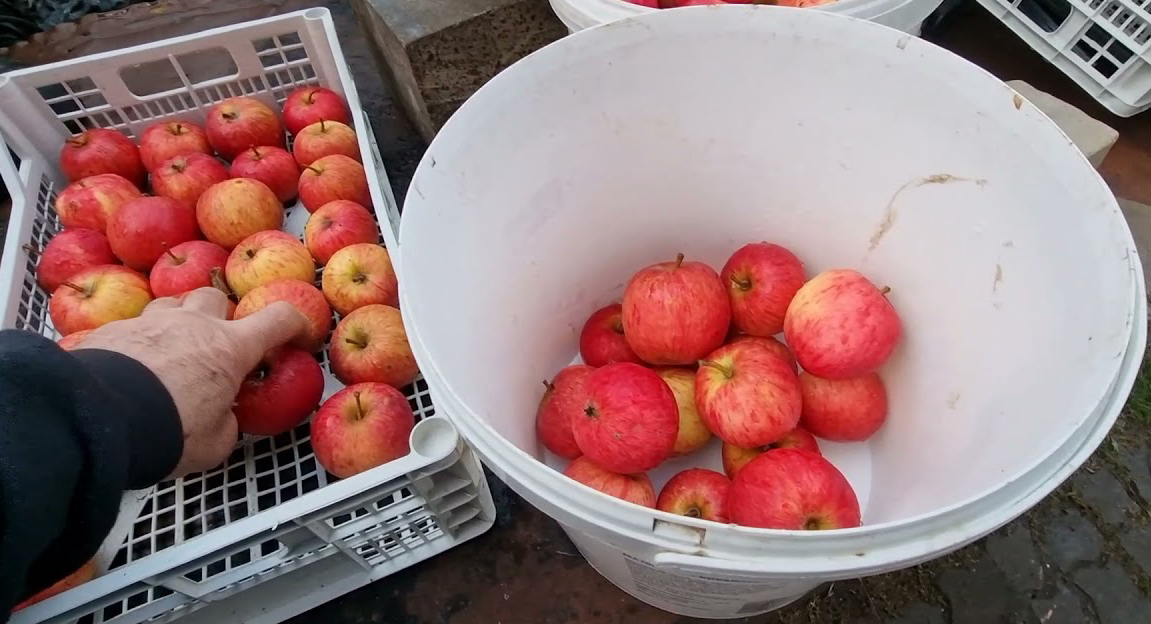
0;9;494;624
977;0;1151;116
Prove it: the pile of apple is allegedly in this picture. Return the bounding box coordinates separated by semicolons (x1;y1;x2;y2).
624;0;836;9
537;244;901;531
36;87;419;484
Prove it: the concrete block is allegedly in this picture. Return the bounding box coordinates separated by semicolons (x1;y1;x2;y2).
351;0;566;142
1007;80;1119;168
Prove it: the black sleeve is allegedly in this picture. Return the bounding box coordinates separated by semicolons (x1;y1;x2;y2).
0;329;183;616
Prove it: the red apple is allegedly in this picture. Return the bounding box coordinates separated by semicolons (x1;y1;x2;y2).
293;120;360;167
721;242;805;337
151;153;231;208
225;230;315;298
139;121;213;172
59;128;144;185
622;253;730;365
536;364;593;459
579;303;642;367
695;340;801;448
234;346;325;436
49;265;152;335
721;427;821;479
573;362;678;473
320;243;398;316
234;279;331;351
656;367;711;455
13;558;98;612
56;329;94;351
196;178;284;249
106;196;200;271
329;304;418;388
784;269;902;379
230;146;300;203
149;240;230;298
656;468;730;522
563;456;655;507
304;200;378;265
799;372;888;442
36;228;117;293
727;334;798;373
727;449;861;530
298;154;371;213
54;174;143;233
311;382;415;479
282;86;350;136
205;97;285;160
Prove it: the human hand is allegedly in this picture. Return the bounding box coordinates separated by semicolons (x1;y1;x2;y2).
72;287;310;478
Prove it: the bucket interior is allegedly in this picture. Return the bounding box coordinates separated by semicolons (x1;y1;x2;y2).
400;8;1135;527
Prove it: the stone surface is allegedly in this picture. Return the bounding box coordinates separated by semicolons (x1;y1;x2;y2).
1117;442;1151;503
938;555;1012;624
1071;469;1137;526
1030;583;1089;624
1121;525;1151;578
987;524;1046;593
1120;200;1151;284
1038;508;1105;571
1073;566;1151;623
351;0;566;142
1006;80;1119;168
890;602;946;624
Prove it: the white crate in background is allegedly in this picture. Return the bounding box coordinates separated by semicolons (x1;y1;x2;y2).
978;0;1151;116
0;9;495;624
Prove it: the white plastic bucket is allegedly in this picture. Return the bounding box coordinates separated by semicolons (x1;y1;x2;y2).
548;0;946;35
397;7;1146;618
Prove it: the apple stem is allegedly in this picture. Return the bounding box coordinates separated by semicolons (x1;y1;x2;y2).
674;253;685;268
353;391;364;421
320;119;326;132
209;268;233;297
685;507;701;518
344;337;368;348
222;111;238;121
61;281;86;294
612;321;624;335
542;380;555;392
173;123;183;134
251;147;262;159
729;275;752;291
305;165;322;175
65;136;86;147
880;286;892;296
305;90;317;104
803;517;822;530
165;248;182;264
21;243;39;257
698;359;734;379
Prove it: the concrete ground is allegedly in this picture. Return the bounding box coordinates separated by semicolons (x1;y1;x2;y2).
282;2;1151;623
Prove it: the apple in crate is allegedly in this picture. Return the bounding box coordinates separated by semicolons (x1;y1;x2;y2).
721;426;820;479
13;558;98;612
536;364;593;459
727;449;861;530
230;146;300;203
304;200;378;265
298;154;371;213
35;228;116;293
573;362;678;473
205;96;285;160
563;456;655;507
56;329;93;351
622;253;730;365
329;304;419;388
784;269;901;379
151;153;230;208
721;242;805;337
579;303;641;367
49;265;152;335
799;372;888;442
293;120;360;166
728;334;797;372
656;367;711;455
225;230;315;298
283;86;350;135
182;270;237;320
657;468;730;522
235;279;331;351
54;173;142;233
149;240;230;298
196;178;284;249
234;346;325;436
696;339;801;448
320;243;398;316
59;128;145;186
311;382;415;479
106;196;200;271
139;121;213;172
